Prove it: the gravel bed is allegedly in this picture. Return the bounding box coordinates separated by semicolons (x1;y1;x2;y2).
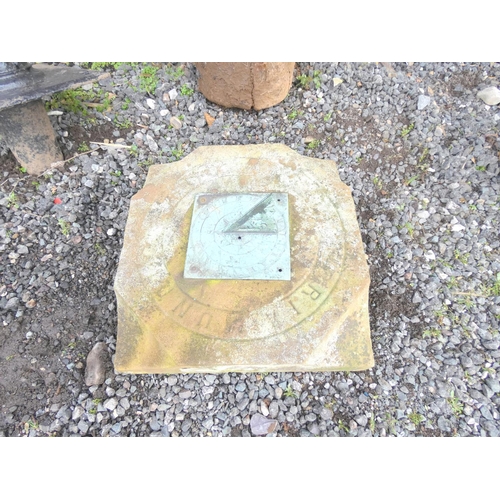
1;62;499;437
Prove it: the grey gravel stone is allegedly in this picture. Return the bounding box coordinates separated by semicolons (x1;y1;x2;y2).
150;417;161;431
480;406;494;421
170;116;182;129
4;297;19;310
78;420;89;434
485;378;500;393
320;407;333;420
72;406;85;421
250;413;278;436
104;398;118;411
204;374;217;385
477;87;500;106
418;95;431;110
268;401;279;419
84;343;108;386
437;416;452;432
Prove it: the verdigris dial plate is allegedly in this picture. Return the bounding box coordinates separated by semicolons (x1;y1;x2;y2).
184;192;290;280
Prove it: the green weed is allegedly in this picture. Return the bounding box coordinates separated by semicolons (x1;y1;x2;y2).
369;414;375;433
139;65;159;94
7;191;19;209
306;139;320;150
46;89;88;114
283;385;298;398
58;219;71;236
454;250;469;264
324;111;332;122
475;165;486;172
165;64;184;80
87;62;134;71
338;419;349;433
171;148;183;160
423;328;441;339
408;412;424;425
448;390;464;417
139;159;154;168
296;70;322;90
434;305;448;323
418;147;429;165
482;273;500;297
405;175;419;186
114;117;132;129
456;296;474;310
94;243;106;256
180;84;194;96
490;273;500;296
78;142;90;153
46;87;115;115
438;258;452;269
398;222;414;237
483;366;495;376
121;97;131;110
25;419;39;430
401;123;415;138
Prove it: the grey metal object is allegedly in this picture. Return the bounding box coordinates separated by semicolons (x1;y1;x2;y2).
0;63;100;111
184;192;291;280
0;63;100;174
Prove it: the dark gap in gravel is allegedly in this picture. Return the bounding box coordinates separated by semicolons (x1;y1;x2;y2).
439;69;483;95
0;150;22;173
356;193;421;358
60;122;130;158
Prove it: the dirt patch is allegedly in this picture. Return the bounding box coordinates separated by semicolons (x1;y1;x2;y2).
0;234;117;434
61;122;127;157
356;194;421;351
441;68;483;95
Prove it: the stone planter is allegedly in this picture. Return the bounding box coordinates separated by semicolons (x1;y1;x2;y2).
195;62;295;111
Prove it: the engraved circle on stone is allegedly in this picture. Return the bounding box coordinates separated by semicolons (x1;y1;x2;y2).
152;172;345;340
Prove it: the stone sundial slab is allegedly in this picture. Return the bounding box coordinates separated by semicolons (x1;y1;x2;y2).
114;144;374;373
